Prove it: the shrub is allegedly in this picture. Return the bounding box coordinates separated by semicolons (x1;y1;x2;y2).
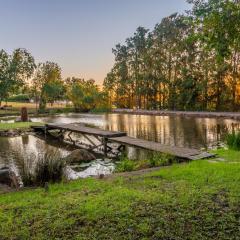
115;155;136;172
115;152;178;173
7;94;30;102
226;132;240;151
18;151;66;187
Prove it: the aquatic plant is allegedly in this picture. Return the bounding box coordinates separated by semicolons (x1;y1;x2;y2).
19;150;66;187
226;132;240;151
34;151;66;185
18;155;35;186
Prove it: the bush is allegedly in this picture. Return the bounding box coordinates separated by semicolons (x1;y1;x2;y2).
115;155;136;172
115;152;178;173
18;151;66;187
7;94;30;102
226;132;240;151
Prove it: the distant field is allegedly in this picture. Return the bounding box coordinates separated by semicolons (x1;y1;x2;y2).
3;102;68;109
0;102;73;116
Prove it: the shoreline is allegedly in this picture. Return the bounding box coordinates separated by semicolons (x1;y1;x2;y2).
112;109;240;120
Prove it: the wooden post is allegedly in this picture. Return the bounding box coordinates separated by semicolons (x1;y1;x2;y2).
103;137;108;158
20;107;28;122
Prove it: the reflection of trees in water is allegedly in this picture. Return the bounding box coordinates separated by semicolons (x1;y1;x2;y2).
104;114;240;148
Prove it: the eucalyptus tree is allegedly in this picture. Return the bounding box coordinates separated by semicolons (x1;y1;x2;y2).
126;27;149;108
188;0;240;110
104;0;240;111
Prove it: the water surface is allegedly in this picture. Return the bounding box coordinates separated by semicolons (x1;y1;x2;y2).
33;113;240;149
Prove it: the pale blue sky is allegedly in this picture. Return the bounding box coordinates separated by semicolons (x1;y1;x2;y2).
0;0;190;83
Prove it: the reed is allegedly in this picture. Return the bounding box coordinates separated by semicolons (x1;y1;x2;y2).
19;151;66;186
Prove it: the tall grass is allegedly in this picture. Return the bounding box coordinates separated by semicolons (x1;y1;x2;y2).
18;151;66;187
226;132;240;151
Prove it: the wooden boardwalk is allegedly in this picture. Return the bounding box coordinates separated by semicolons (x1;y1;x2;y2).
46;123;126;138
110;136;214;160
36;123;215;160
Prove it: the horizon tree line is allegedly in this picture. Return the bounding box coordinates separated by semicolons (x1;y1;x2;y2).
104;0;240;111
0;49;108;112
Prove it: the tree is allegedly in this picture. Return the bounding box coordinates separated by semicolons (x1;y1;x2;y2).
32;62;63;111
104;0;240;111
67;78;107;112
0;48;35;106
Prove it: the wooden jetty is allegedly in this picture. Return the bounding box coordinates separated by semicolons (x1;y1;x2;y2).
33;123;215;160
110;136;213;160
45;123;126;156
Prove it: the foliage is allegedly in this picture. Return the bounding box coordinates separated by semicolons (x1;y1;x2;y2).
18;151;66;187
0;48;36;106
67;77;109;112
226;132;240;151
0;157;240;239
7;94;30;102
104;1;240;111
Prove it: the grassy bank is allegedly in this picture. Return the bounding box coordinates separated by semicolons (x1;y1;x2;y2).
0;101;74;117
0;122;43;130
0;150;239;239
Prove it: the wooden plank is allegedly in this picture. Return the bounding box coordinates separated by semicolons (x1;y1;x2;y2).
110;136;214;160
46;123;127;138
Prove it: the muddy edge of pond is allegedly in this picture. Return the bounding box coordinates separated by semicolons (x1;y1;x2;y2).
112;109;240;120
0;165;172;194
0;128;33;137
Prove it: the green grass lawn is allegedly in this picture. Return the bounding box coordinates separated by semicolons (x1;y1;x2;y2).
0;150;240;239
0;122;43;130
212;148;240;162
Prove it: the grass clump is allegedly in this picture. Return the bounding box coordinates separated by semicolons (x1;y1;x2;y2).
18;151;66;187
226;132;240;151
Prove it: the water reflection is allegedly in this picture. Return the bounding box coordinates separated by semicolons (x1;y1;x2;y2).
32;113;240;148
0;135;116;179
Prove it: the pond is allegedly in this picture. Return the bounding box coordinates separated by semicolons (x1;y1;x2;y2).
33;113;240;149
1;113;240;179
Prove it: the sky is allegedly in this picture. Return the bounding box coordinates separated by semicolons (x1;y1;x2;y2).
0;0;190;84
